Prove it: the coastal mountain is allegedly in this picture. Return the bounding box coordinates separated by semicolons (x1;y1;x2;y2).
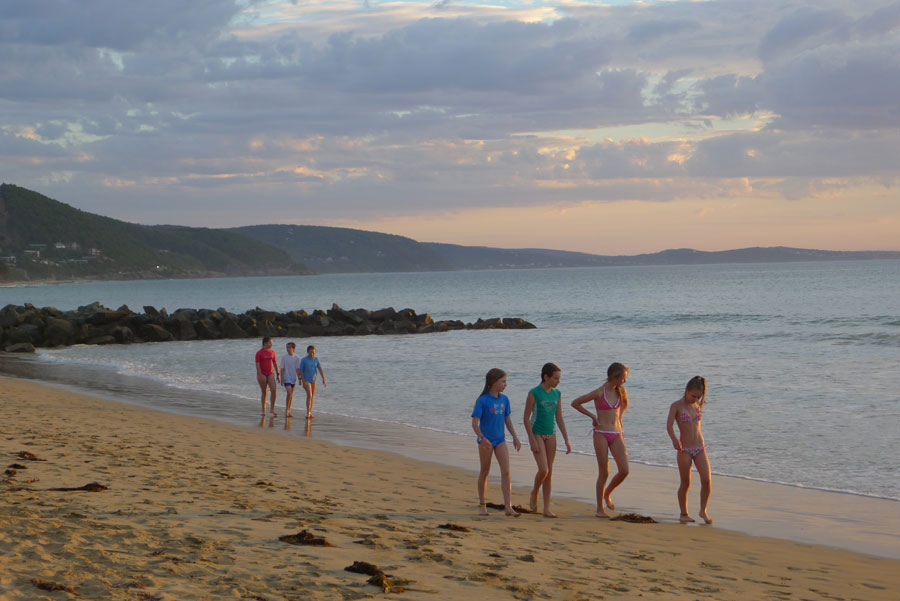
0;184;309;281
229;224;451;273
424;243;900;269
2;183;898;282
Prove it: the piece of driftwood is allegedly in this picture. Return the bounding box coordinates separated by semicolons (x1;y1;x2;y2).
344;561;382;576
16;451;45;461
278;530;333;546
485;502;533;513
610;513;657;523
31;577;77;594
48;482;108;492
437;523;470;532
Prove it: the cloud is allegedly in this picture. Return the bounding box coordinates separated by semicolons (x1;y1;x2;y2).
0;0;898;232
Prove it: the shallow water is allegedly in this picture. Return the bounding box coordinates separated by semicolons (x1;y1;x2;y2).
3;260;900;500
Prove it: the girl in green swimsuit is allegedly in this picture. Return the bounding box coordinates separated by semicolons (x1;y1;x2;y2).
523;362;572;517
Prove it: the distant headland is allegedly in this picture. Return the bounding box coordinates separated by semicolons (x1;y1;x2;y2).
2;183;898;283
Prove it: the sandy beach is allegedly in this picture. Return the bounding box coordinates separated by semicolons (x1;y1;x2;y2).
2;376;898;600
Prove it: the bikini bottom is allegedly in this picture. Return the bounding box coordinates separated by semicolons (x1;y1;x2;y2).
593;429;622;445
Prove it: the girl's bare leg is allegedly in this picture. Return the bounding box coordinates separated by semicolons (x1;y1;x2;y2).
476;442;493;515
304;381;316;419
677;450;695;522
285;386;294;417
267;375;278;415
541;435;558;518
493;443;519;516
257;373;269;415
603;437;630;510
529;442;549;512
592;434;611;517
694;450;713;524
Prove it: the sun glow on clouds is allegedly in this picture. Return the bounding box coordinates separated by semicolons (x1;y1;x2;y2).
4;0;900;252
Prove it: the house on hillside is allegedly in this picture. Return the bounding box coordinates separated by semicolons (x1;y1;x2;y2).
0;256;15;264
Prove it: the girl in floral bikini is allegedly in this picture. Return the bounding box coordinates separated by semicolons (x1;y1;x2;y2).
666;376;712;524
571;362;630;517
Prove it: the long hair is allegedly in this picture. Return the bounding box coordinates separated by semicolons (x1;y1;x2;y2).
540;362;561;385
480;368;507;397
685;375;707;407
607;362;629;411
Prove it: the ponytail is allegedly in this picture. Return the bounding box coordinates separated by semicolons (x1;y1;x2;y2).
607;362;629;411
685;375;707;407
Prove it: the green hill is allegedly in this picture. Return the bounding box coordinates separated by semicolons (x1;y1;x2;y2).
229;224;451;273
0;184;310;281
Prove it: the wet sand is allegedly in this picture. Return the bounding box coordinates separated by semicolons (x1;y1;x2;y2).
2;376;898;600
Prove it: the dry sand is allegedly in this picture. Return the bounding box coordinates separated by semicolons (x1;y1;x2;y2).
2;376;898;600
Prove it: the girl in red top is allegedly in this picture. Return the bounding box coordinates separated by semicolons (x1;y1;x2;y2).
255;337;280;416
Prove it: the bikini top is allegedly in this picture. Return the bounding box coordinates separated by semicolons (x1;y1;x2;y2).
595;385;620;412
678;408;702;423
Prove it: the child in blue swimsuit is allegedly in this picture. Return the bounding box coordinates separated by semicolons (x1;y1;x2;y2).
471;368;522;516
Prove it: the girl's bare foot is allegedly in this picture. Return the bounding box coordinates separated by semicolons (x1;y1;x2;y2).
505;506;520;517
478;503;489;516
699;511;713;524
604;496;615;510
529;490;538;512
679;513;695;523
595;509;609;518
542;510;558;518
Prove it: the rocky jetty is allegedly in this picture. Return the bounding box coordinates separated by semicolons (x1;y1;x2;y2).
0;302;536;352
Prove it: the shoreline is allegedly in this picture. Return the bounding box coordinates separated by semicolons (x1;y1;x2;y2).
2;357;899;561
2;376;898;600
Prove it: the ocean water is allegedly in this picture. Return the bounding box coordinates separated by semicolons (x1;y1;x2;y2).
3;261;900;501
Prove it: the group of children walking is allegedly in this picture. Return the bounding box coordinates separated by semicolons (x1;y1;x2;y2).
471;363;712;524
254;337;327;420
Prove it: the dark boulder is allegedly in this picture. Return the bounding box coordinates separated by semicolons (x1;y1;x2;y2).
5;342;35;353
166;315;198;341
195;319;221;340
43;318;76;346
6;325;35;345
220;317;249;339
139;324;175;342
112;326;134;344
371;307;396;322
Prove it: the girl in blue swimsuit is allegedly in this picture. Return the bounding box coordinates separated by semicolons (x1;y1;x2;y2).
472;368;522;516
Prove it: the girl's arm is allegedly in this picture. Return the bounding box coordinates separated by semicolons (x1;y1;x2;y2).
318;361;327;386
523;392;537;444
571;389;600;426
619;387;628;417
505;415;521;452
472;417;492;452
555;399;572;454
666;402;681;450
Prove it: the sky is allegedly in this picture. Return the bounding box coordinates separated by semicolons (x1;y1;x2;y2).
2;0;899;254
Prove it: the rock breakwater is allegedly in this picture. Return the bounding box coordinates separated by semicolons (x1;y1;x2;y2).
0;302;536;352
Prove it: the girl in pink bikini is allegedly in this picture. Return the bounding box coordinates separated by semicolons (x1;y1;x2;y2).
571;362;630;517
666;376;712;524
